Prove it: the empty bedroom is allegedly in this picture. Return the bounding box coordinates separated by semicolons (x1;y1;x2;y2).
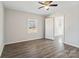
0;0;79;58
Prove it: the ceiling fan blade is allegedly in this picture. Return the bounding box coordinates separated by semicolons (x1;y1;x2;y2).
39;2;44;5
50;4;58;6
43;1;53;5
38;6;44;9
49;1;53;4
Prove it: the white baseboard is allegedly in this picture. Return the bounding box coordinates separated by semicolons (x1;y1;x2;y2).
0;44;4;57
5;37;43;45
64;42;79;48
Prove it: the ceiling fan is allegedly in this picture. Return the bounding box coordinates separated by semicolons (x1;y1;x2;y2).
38;1;58;10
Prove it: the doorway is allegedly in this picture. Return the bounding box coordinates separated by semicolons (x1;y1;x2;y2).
54;16;64;41
45;16;64;41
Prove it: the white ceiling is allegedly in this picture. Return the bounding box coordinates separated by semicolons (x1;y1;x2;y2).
3;1;79;16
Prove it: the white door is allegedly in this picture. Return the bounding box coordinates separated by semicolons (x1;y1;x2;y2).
45;17;54;40
54;16;64;39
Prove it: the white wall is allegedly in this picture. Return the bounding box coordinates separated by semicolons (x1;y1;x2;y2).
64;5;79;48
0;2;4;56
5;8;45;44
49;2;79;48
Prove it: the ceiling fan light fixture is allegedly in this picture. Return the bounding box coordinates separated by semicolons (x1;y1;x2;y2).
44;6;49;9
